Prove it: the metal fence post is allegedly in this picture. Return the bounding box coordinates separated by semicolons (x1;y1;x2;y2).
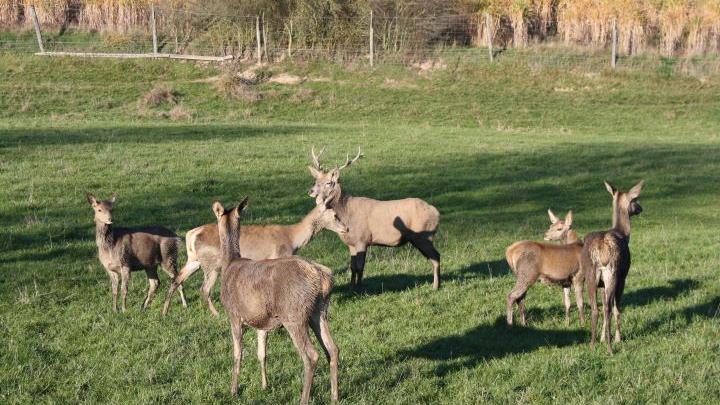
29;5;45;53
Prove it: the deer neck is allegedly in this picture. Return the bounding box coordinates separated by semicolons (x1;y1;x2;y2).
328;186;349;220
218;219;241;268
290;206;323;250
95;220;114;252
562;229;579;244
611;199;632;237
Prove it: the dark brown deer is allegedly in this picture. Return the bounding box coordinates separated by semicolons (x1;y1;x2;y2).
582;181;644;354
214;198;339;404
505;210;584;326
308;147;441;290
85;192;186;312
162;198;347;317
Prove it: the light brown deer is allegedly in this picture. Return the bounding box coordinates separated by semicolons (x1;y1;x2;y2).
505;210;584;326
214;198;339;404
582;181;643;354
85;192;186;312
308;147;441;290
162;198;347;317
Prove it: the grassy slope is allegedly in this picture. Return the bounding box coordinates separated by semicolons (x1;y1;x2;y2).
0;52;719;404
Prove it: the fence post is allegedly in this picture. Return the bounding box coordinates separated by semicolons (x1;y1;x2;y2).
611;18;617;69
151;4;158;54
369;10;374;67
256;16;262;64
28;5;44;53
485;12;493;62
262;13;268;62
288;19;293;58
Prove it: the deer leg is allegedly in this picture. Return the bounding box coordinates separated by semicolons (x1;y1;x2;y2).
257;330;268;389
587;270;598;349
142;268;160;310
119;266;131;313
355;250;367;289
229;317;245;395
286;324;319;405
201;269;220;317
107;269;119;313
162;260;201;316
573;276;585;326
517;295;528;326
348;246;357;288
410;238;441;290
160;258;187;308
613;295;622;343
563;287;571;326
601;270;616;354
310;311;339;402
507;279;531;326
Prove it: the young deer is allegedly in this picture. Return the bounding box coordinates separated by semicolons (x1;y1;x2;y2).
544;209;585;325
86;192;186;312
582;181;644;354
505;210;584;326
162;199;347;317
214;198;339;404
308;147;441;290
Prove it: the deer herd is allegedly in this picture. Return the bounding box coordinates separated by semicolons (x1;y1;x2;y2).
85;146;644;403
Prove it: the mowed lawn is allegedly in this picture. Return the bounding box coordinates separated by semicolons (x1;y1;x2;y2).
0;52;719;403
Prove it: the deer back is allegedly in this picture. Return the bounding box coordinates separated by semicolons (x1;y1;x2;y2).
187;223;296;268
220;256;328;329
103;226;177;270
339;196;439;247
507;240;583;281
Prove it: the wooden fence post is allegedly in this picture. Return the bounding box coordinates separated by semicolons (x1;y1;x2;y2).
288;19;293;58
369;10;374;67
262;13;268;62
611;18;617;69
151;4;158;54
256;16;262;64
485;12;493;62
29;5;44;53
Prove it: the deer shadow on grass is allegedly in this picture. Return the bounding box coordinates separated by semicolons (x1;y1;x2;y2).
636;293;719;338
622;278;700;308
398;316;584;377
332;258;508;301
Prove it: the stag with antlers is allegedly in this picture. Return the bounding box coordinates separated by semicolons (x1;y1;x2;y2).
308;147;442;290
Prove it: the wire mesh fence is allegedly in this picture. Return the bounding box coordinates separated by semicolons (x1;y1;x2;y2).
2;2;720;76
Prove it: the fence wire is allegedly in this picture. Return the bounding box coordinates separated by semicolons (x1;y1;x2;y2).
2;3;720;76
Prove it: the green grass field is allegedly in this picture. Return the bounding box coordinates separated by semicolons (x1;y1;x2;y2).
1;51;719;403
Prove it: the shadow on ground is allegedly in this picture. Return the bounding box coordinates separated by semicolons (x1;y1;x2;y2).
398;316;585;377
332;259;508;300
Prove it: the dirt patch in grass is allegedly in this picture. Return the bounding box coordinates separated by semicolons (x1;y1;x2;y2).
214;74;264;103
138;84;178;109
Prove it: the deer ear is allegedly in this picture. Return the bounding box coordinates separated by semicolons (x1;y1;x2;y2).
308;166;322;178
547;209;559;224
212;201;225;219
108;192;116;204
565;211;573;227
604;181;616;196
86;192;97;206
330;167;340;182
628;180;644;200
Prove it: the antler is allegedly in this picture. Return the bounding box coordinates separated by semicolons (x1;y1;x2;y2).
310;146;325;170
338;147;364;171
